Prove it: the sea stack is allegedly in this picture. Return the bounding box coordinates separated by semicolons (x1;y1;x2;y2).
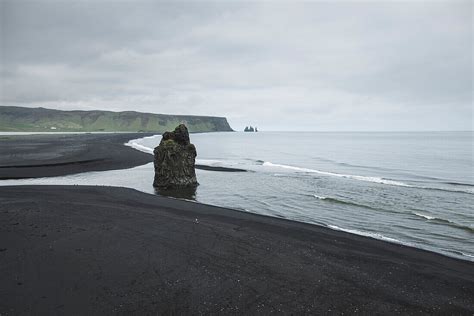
153;124;198;189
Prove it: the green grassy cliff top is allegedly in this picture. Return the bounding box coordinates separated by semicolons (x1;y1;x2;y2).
0;106;233;133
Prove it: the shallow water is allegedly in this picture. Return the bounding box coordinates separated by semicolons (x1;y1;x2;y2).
2;131;473;261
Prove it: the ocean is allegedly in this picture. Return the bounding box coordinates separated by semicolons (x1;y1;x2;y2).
3;131;473;261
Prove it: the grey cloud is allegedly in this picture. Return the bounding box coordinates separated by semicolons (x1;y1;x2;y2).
1;0;472;131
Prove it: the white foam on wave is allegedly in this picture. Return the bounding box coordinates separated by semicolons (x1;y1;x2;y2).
413;212;436;220
412;212;474;233
126;142;154;154
327;225;405;245
327;225;473;261
313;194;327;200
263;161;412;187
461;252;474;259
123;140;472;195
124;135;157;155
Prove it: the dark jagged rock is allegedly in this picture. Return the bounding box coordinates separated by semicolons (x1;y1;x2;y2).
153;124;198;189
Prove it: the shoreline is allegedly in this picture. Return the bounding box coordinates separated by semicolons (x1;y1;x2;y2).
0;133;472;262
0;132;247;180
1;185;473;314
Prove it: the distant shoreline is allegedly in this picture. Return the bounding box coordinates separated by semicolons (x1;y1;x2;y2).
0;105;234;133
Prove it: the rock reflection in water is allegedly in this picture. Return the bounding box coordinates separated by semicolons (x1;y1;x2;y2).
154;185;197;200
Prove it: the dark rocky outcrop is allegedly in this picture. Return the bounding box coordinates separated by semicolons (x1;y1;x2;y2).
153;124;198;189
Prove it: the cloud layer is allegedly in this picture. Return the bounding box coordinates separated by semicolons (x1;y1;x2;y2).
1;0;472;131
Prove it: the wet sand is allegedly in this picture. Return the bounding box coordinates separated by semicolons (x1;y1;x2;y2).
195;164;247;172
1;185;473;314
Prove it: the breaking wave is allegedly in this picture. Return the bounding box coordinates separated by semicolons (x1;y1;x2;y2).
327;225;405;244
263;161;474;194
412;212;474;234
460;252;474;259
263;161;412;187
309;194;382;211
413;212;436;220
419;186;474;195
124;136;473;195
312;194;327;200
124;137;155;154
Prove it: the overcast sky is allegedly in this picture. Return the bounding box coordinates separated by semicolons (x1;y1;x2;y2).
1;0;472;131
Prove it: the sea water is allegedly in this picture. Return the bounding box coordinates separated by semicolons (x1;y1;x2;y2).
2;131;473;261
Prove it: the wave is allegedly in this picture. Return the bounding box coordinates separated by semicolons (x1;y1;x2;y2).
327;225;405;245
263;162;412;187
312;194;327;200
413;185;474;195
413;212;435;220
460;252;474;259
273;173;296;178
443;181;474;187
313;156;459;183
327;223;473;261
412;212;474;234
124;137;155;154
445;249;474;261
263;161;474;195
124;139;474;195
331;160;403;173
309;194;383;211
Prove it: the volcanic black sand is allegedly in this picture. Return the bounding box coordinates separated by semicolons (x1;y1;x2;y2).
0;133;155;179
0;133;473;314
1;185;473;314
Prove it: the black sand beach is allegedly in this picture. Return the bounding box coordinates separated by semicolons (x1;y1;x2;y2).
0;134;473;314
0;133;154;179
1;186;473;314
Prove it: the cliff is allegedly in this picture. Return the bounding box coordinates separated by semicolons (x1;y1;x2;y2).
0;106;233;133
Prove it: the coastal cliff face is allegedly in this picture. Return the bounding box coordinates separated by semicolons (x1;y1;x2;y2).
153;124;198;189
0;106;233;133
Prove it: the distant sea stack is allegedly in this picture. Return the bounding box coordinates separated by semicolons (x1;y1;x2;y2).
153;124;198;189
0;106;233;133
244;126;258;132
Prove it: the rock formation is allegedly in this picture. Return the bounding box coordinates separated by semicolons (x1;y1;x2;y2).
153;124;198;189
